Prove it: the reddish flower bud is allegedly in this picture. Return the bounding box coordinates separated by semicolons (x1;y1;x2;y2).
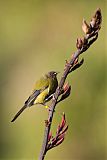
48;131;52;142
47;113;68;151
60;112;66;129
56;124;61;135
55;137;64;146
59;83;71;102
60;125;68;135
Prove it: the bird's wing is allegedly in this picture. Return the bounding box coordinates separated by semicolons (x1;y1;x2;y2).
25;76;50;106
32;76;49;91
25;83;50;107
24;90;41;106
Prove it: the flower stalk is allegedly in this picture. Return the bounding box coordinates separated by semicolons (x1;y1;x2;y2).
39;8;102;160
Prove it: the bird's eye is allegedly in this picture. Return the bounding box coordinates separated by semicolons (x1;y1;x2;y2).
54;72;59;75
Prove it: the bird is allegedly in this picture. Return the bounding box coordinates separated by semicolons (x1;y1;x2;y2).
11;71;59;122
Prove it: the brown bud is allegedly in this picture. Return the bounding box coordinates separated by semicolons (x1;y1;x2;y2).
81;37;88;45
76;38;83;49
90;17;97;28
82;19;91;34
45;120;50;127
71;54;78;66
69;58;84;73
90;8;102;29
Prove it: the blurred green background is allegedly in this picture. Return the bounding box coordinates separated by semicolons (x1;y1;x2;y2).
0;0;106;160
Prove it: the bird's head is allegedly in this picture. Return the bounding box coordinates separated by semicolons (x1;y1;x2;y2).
47;71;59;79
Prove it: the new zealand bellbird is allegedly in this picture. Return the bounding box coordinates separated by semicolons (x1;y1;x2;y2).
11;71;58;122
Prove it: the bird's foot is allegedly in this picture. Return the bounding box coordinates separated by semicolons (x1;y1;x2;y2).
45;105;49;109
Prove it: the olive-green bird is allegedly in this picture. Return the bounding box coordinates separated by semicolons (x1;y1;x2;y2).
11;71;58;122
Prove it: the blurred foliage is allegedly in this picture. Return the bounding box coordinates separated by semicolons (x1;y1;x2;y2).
0;0;106;160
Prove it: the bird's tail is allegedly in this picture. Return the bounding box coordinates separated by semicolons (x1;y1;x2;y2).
11;105;27;122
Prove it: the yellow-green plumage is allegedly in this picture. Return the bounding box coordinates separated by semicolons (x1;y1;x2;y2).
11;71;58;122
